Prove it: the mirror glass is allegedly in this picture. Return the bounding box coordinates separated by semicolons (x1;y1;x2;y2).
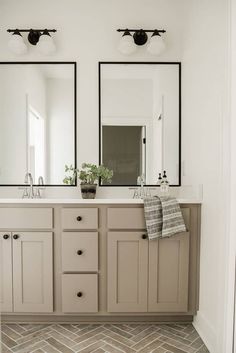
99;62;181;186
0;62;76;186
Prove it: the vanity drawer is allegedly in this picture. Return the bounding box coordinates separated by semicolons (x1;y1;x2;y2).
62;232;98;272
107;208;146;229
62;274;98;313
61;208;98;230
0;208;53;229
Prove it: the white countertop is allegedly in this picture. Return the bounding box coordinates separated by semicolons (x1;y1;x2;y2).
0;198;202;204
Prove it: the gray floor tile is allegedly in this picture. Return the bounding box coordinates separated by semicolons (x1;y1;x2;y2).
0;322;209;353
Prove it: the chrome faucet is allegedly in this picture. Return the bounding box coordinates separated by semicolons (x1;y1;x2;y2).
35;176;45;198
130;174;152;199
129;174;150;199
138;174;146;199
20;174;45;198
23;172;35;198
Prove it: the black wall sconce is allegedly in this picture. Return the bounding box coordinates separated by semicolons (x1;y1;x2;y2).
117;28;166;55
7;28;57;55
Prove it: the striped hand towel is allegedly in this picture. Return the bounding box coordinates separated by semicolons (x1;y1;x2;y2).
144;196;186;240
143;196;163;240
160;196;186;238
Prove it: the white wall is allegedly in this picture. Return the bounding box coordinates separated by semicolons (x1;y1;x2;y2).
224;0;236;351
0;0;186;197
0;1;232;351
182;0;230;352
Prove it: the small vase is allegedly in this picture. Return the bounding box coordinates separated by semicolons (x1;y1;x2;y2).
80;184;97;199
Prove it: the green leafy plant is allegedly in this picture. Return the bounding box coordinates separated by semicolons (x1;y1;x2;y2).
63;164;79;185
63;163;113;185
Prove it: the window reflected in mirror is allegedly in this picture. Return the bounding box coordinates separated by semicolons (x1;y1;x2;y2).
0;62;76;186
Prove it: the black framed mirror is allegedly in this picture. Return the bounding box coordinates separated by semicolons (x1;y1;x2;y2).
99;62;181;187
0;61;77;186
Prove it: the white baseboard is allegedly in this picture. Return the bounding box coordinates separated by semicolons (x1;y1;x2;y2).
193;312;217;353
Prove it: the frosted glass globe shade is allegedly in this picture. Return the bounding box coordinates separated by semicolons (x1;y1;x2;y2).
37;34;56;55
147;35;165;56
118;34;136;55
8;33;27;55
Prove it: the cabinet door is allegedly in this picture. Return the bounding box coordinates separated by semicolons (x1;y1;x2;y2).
0;232;13;312
148;232;190;312
13;232;53;312
107;232;148;312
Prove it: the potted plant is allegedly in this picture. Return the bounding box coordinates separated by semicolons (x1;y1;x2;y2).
63;163;113;199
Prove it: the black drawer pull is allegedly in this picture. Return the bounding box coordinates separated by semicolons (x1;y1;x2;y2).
77;216;82;221
13;234;19;240
142;234;148;240
77;250;83;255
77;292;83;297
3;234;9;240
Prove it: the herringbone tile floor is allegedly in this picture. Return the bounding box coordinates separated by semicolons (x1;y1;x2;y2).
0;323;209;353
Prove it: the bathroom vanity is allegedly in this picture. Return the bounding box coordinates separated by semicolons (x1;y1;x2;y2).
0;61;200;323
0;199;201;323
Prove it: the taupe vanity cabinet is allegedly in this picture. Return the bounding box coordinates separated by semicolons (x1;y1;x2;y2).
148;232;190;312
107;208;190;313
61;208;99;313
0;208;53;313
0;232;53;313
107;231;149;312
12;232;53;313
107;232;190;313
0;202;201;322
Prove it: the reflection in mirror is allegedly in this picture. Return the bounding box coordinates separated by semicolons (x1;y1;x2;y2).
99;62;181;186
0;62;76;186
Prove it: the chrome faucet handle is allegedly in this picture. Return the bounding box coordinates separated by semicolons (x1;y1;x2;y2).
34;176;45;198
19;187;29;199
35;188;41;198
23;187;29;198
133;189;139;199
145;188;152;197
18;185;30;198
129;187;139;199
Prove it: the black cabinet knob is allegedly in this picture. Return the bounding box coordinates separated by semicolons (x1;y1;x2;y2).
13;234;19;240
77;216;82;221
3;234;9;240
142;234;148;240
77;292;83;297
77;250;83;255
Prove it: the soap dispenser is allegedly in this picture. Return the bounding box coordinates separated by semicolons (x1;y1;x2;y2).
160;170;169;196
157;173;162;186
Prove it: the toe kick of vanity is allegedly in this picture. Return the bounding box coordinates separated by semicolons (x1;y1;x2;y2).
0;201;201;323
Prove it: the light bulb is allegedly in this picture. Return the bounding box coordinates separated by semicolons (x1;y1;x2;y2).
8;32;27;55
147;31;166;56
37;32;56;55
118;30;136;55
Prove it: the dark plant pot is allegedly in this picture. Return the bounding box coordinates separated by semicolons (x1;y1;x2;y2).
80;184;97;199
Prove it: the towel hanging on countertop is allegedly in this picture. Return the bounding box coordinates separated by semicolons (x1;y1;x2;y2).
143;196;186;240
